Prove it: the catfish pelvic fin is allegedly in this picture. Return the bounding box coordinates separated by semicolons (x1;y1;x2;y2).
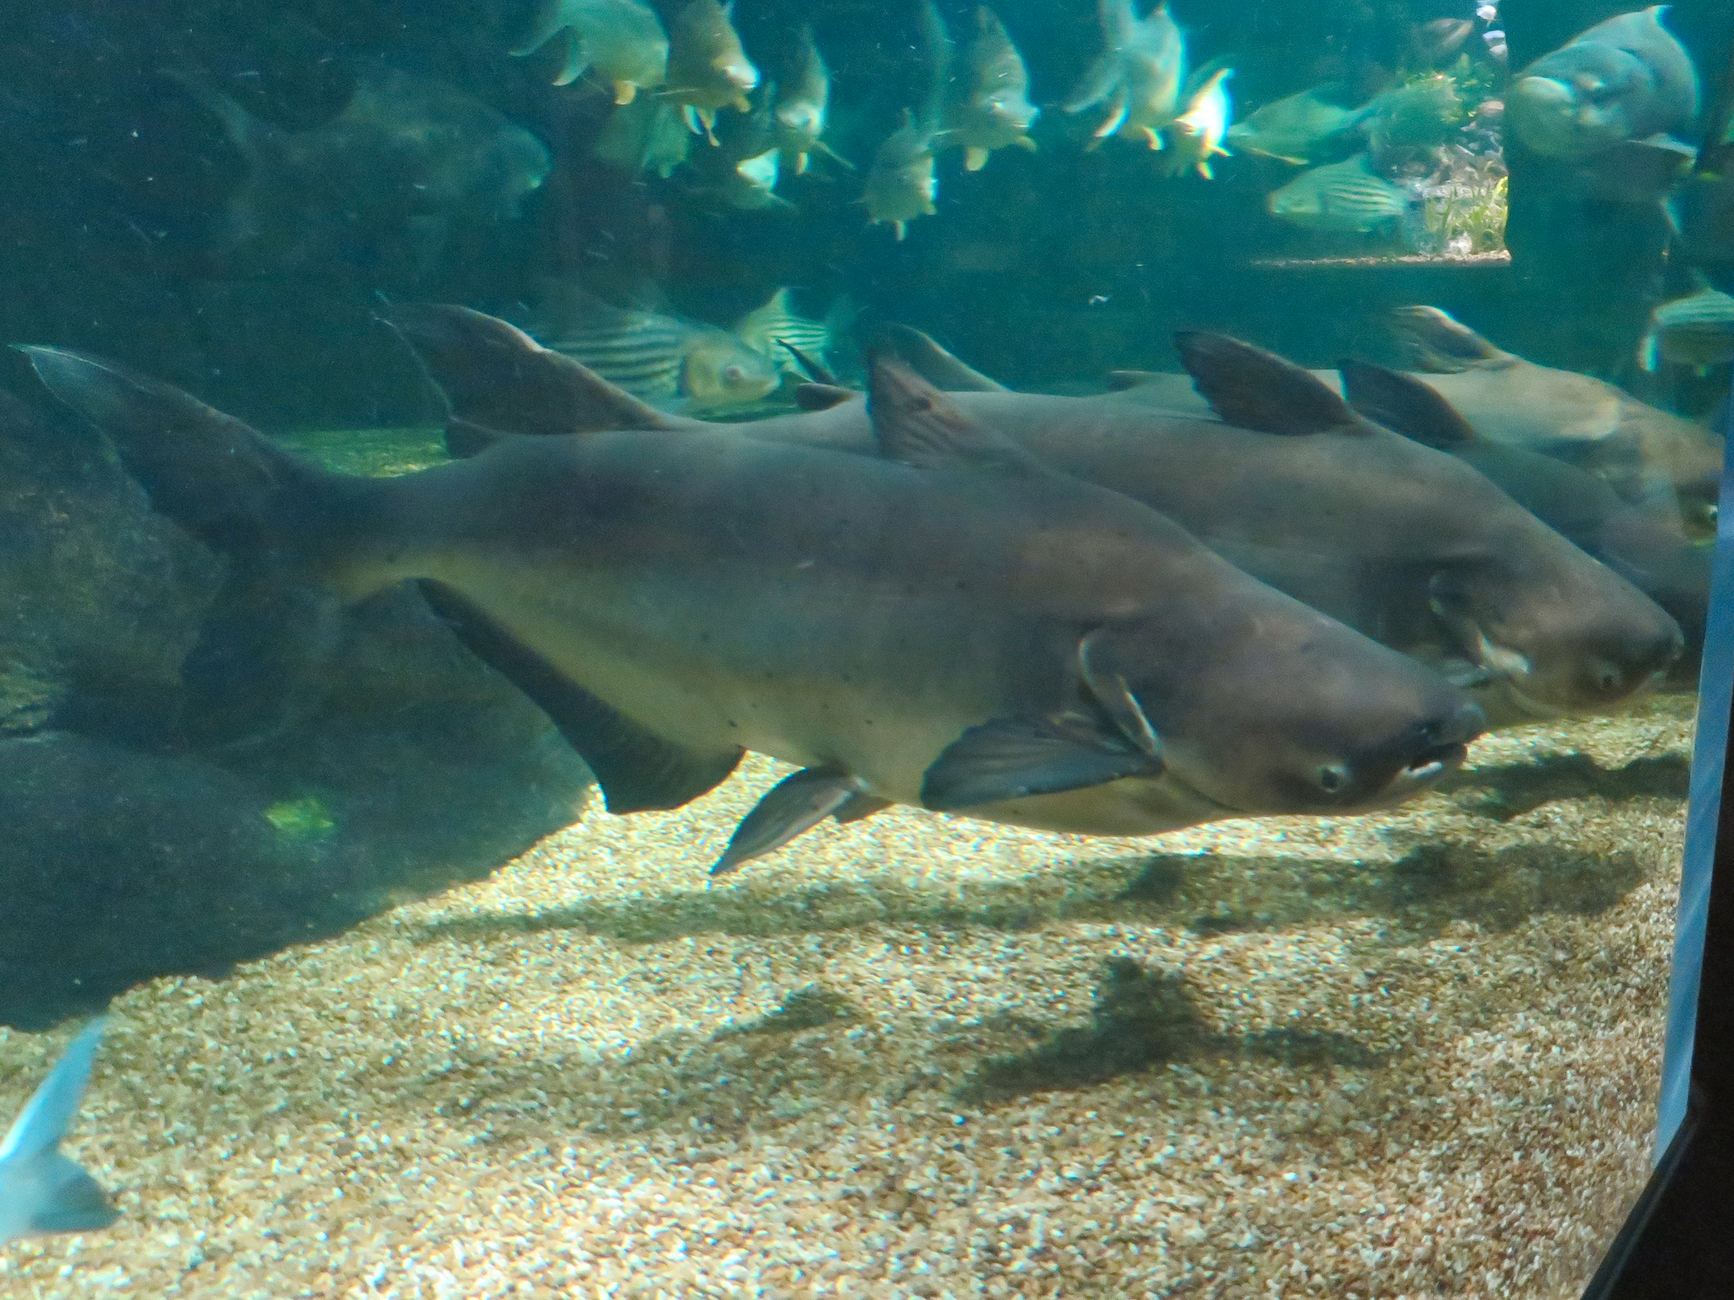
384;304;703;451
867;352;1044;474
875;323;1009;391
710;765;866;875
1174;332;1365;436
1337;359;1478;449
921;713;1160;811
417;581;742;813
1387;306;1514;373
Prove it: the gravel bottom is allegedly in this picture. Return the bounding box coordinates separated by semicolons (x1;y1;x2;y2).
0;699;1694;1299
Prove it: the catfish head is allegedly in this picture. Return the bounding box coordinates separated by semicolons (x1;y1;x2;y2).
1070;596;1485;819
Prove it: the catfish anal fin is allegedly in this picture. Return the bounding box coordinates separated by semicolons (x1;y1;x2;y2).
834;792;892;823
921;713;1160;811
710;765;865;876
417;581;741;813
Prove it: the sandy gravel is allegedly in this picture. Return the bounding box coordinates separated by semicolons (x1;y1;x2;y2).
0;698;1693;1299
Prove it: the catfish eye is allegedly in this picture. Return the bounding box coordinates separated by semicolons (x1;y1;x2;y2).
1316;763;1349;793
1428;570;1474;614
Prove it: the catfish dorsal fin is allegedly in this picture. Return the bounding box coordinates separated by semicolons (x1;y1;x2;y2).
1337;359;1477;448
876;323;1009;391
384;304;701;445
866;352;1042;473
1174;332;1363;435
1387;305;1515;373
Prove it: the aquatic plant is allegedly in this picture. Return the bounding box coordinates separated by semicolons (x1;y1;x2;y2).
1418;154;1508;255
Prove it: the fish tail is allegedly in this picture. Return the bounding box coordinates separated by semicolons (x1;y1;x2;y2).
0;1019;118;1239
19;348;401;742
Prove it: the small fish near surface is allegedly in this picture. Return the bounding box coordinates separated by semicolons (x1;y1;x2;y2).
1226;83;1370;165
511;0;669;103
527;282;778;413
1065;0;1187;150
1639;283;1734;374
1506;5;1698;159
1160;67;1233;179
665;0;759;141
406;308;1684;729
30;327;1486;878
772;25;848;175
591;93;691;176
864;1;951;239
1267;153;1416;235
944;7;1039;173
165;66;550;274
706;85;792;210
1;1019;119;1246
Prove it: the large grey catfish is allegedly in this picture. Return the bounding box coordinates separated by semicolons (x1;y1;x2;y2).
395;307;1683;729
1106;305;1724;523
24;345;1482;875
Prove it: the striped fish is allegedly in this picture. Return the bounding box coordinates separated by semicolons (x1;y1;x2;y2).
1639;284;1734;373
733;288;856;379
532;284;777;413
1266;153;1414;234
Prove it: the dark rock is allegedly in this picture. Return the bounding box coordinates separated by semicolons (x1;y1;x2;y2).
0;393;591;1028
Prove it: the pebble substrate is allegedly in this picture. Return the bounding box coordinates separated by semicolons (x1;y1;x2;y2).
0;700;1692;1299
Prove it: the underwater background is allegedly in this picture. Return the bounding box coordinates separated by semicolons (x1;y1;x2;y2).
0;0;1730;1294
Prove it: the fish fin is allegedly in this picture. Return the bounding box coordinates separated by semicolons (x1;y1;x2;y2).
553;42;593;88
1638;332;1660;373
18;1152;119;1234
0;1020;107;1165
875;323;1008;391
417;581;742;814
1387;305;1513;372
1638;132;1697;158
794;382;858;410
709;765;864;875
1077;632;1162;758
866;352;1042;473
1064;53;1121;115
779;339;838;385
160;68;277;162
1092;96;1130;141
510;0;573;57
1173;332;1363;435
816;140;856;169
965;145;990;171
384;304;701;440
891;220;907;240
834;792;893;823
921;713;1158;811
1337;360;1478;447
1104;369;1172;390
613;81;639;105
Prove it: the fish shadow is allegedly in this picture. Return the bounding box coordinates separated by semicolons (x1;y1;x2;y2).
1437;751;1689;820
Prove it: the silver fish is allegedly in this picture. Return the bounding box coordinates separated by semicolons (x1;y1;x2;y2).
864;1;951;239
1160;67;1233;179
945;7;1039;173
511;0;669;103
0;1019;117;1246
1639;284;1734;373
1064;0;1187;150
1267;153;1414;233
529;284;778;413
773;26;847;174
1225;83;1369;165
1507;5;1698;158
666;0;760;140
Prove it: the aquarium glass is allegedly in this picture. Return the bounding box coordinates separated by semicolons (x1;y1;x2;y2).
0;0;1729;1295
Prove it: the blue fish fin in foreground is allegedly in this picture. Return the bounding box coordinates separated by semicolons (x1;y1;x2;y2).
0;1018;119;1242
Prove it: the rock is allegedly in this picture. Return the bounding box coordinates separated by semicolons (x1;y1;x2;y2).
0;393;591;1027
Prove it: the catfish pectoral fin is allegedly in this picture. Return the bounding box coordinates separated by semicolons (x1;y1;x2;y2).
417;581;742;814
920;715;1161;812
710;766;866;876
